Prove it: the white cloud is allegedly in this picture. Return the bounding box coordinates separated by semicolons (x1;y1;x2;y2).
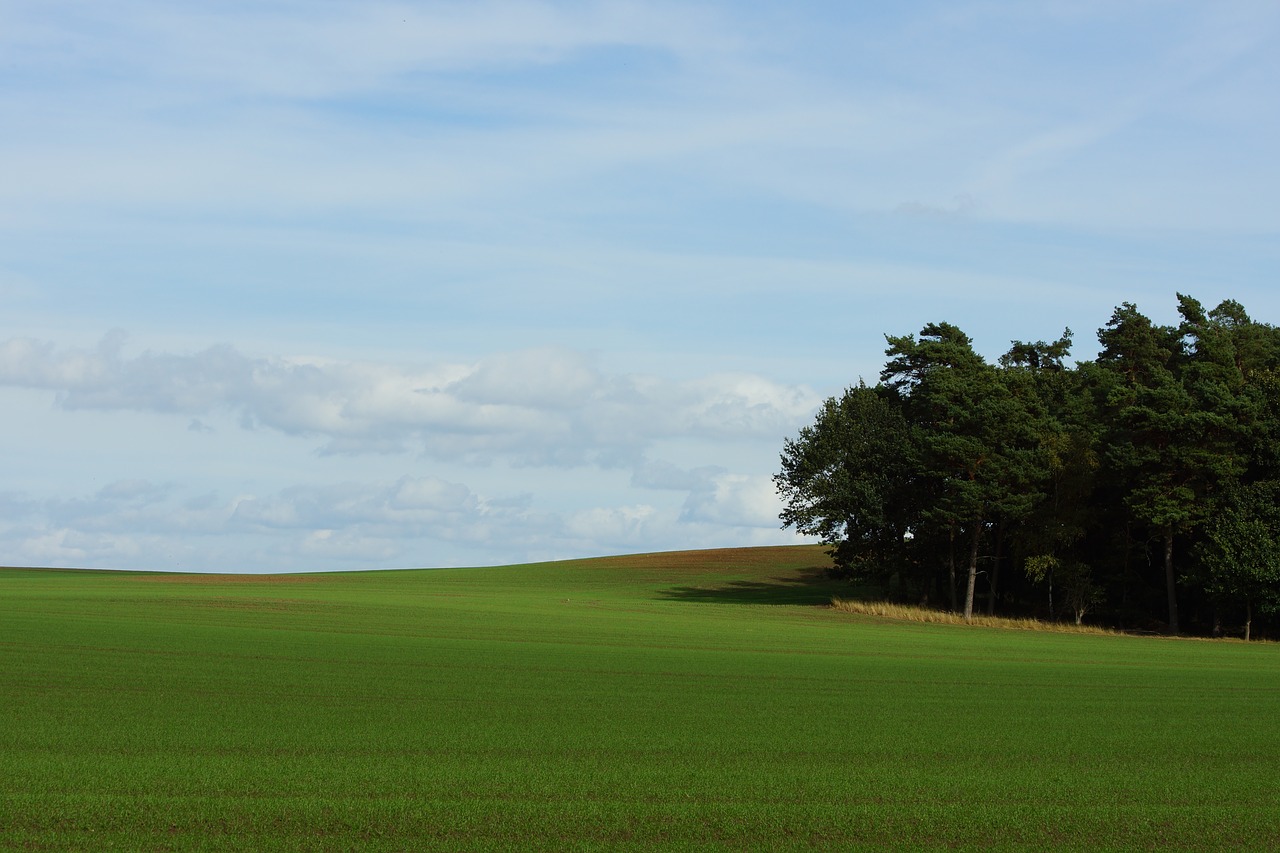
0;333;821;464
630;458;724;491
449;347;602;409
562;504;659;548
680;472;782;529
229;476;484;532
6;1;1277;236
389;476;475;512
16;529;91;564
94;479;169;503
0;469;809;572
2;0;730;96
9;526;151;568
298;529;399;562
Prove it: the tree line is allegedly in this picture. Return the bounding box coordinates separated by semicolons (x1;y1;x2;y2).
775;294;1280;638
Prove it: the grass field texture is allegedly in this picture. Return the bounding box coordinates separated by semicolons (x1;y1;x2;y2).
3;545;1279;851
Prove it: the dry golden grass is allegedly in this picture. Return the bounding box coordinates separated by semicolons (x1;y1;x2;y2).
830;597;1121;635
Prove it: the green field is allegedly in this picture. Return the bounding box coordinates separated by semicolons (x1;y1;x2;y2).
3;546;1279;851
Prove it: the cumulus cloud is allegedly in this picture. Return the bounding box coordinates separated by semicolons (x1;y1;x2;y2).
562;504;659;548
229;475;488;533
449;346;602;409
0;333;820;464
0;333;822;571
680;472;782;529
0;470;807;572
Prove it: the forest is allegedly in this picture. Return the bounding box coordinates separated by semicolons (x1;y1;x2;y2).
775;294;1280;639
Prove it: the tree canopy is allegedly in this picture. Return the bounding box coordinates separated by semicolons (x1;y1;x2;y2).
776;295;1280;638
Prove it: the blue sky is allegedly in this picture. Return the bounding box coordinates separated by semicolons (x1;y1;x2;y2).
2;0;1278;571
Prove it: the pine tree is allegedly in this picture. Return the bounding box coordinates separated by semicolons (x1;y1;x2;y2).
882;324;1042;620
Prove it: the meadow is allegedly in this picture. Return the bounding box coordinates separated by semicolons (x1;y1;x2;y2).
3;545;1278;851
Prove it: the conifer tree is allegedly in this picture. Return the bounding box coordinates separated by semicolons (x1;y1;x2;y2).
776;295;1280;636
882;324;1041;620
1096;303;1195;633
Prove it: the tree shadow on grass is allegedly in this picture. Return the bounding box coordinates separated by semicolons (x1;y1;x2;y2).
657;567;850;607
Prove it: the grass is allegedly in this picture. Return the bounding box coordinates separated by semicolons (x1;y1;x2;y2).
830;597;1123;634
3;544;1279;850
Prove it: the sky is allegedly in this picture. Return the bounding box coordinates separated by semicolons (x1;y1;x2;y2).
2;0;1279;572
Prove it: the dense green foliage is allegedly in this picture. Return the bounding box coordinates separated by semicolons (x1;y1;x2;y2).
4;547;1280;850
777;295;1280;636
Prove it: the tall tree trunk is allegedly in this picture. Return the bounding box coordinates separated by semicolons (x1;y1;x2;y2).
963;520;981;621
1120;523;1131;628
1245;600;1252;642
986;520;1004;616
948;523;958;613
1163;526;1179;635
1048;565;1053;620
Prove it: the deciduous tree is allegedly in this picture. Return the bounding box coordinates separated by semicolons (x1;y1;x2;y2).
774;383;917;586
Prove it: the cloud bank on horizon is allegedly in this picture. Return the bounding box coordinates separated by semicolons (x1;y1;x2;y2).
2;1;1278;570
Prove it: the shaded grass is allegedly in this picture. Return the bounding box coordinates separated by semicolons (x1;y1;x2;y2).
3;545;1280;850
